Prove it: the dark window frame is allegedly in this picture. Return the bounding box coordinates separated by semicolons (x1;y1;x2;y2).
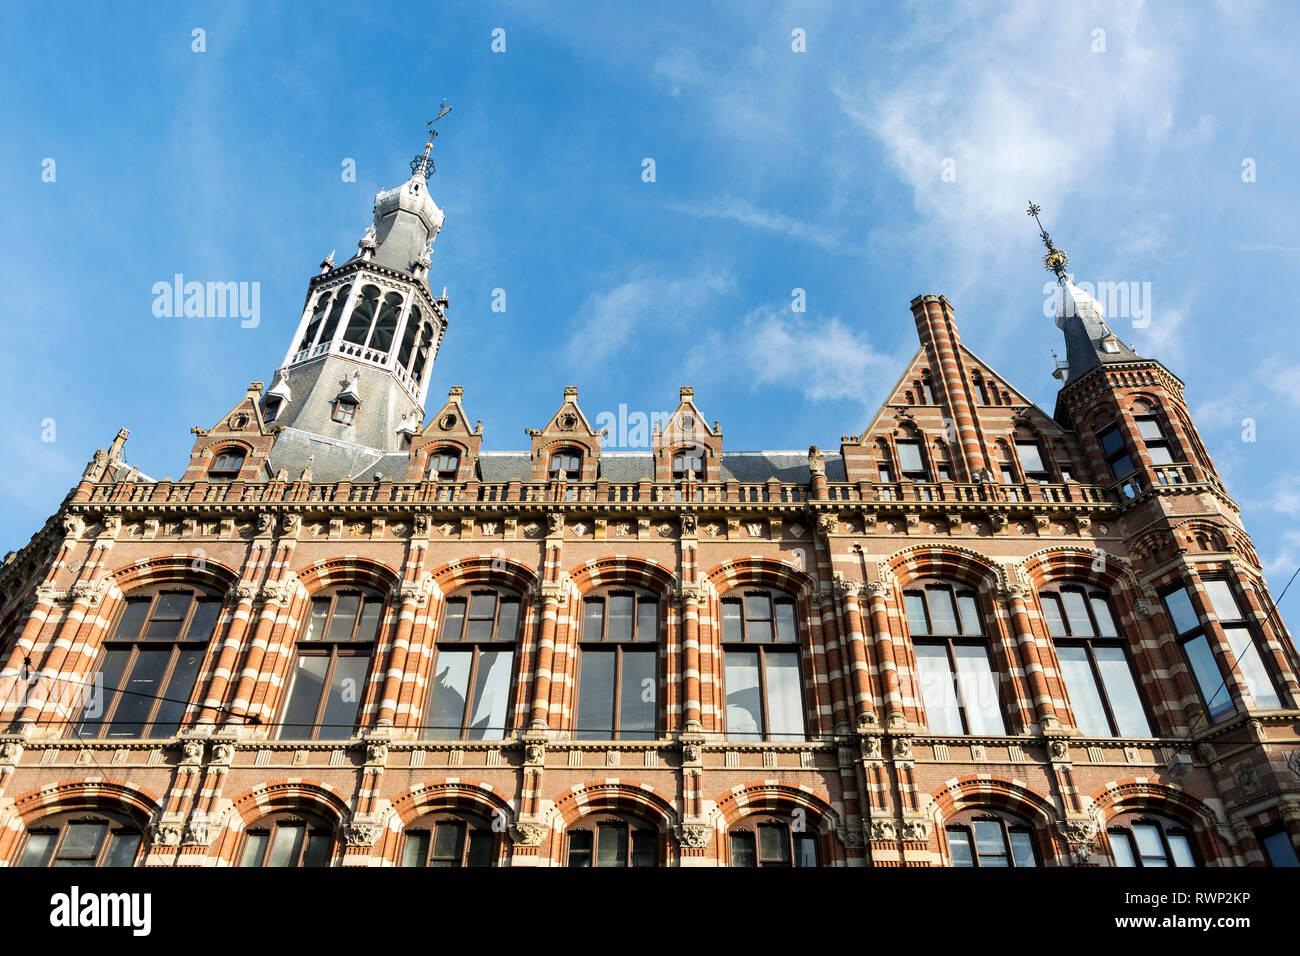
208;447;246;480
565;814;659;867
575;588;660;740
1095;422;1136;480
720;589;807;742
424;587;522;740
238;812;334;867
401;812;497;867
945;810;1039;868
728;815;820;867
548;449;583;481
1107;814;1198;868
17;811;144;867
427;448;461;480
332;398;358;425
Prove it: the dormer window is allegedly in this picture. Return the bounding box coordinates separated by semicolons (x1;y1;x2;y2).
549;450;582;481
895;440;928;481
672;447;705;481
209;448;245;481
333;399;358;425
264;397;282;423
1015;441;1050;481
429;450;460;481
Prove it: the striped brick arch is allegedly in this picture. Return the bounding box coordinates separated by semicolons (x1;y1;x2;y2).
1085;779;1226;857
552;781;677;830
924;775;1066;864
428;554;538;595
1022;546;1140;594
568;555;677;597
704;556;816;599
295;555;401;595
390;780;513;826
880;544;1002;592
210;779;352;865
1;779;163;863
109;553;241;593
712;781;840;830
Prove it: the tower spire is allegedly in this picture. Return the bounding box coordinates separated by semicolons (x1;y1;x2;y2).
411;99;453;181
1027;201;1069;283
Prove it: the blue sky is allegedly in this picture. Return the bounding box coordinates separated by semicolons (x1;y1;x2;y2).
2;1;1298;595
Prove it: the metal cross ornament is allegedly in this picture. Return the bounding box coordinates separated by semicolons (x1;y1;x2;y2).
1027;201;1069;282
411;99;453;180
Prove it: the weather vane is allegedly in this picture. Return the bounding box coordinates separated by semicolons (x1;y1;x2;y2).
1027;201;1069;283
411;99;453;181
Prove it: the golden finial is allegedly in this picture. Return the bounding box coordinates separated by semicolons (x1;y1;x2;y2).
1027;201;1069;283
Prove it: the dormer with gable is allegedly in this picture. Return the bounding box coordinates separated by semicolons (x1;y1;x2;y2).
182;382;277;483
405;385;482;482
652;386;723;482
526;386;602;482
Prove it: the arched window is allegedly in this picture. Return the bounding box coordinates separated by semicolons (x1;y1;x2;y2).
239;812;333;867
298;291;332;351
729;815;819;867
343;285;380;345
401;812;497;867
277;587;384;741
208;447;245;481
411;323;434;382
549;449;582;481
575;588;659;740
397;306;422;369
73;586;221;739
566;813;658;867
17;811;144;867
1041;585;1152;737
919;370;936;405
721;589;805;741
1107;813;1197;867
428;449;460;480
425;588;521;739
317;284;350;345
945;810;1038;867
905;581;1006;735
367;292;403;353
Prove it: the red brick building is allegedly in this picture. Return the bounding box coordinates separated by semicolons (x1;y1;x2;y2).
0;155;1297;869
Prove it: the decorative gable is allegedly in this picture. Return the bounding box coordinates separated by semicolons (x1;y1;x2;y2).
652;386;723;481
406;385;482;481
526;386;602;481
182;382;276;482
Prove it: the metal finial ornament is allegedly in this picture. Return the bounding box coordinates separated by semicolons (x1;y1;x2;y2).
1027;201;1069;283
410;99;453;181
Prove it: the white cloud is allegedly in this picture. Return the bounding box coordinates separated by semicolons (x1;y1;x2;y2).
669;196;862;253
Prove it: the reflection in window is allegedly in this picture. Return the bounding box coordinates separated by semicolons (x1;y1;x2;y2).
947;813;1037;868
729;819;819;867
721;591;804;741
906;583;1005;735
18;813;143;867
402;815;495;867
239;814;332;867
425;589;520;739
1108;816;1197;867
566;816;657;867
576;591;658;740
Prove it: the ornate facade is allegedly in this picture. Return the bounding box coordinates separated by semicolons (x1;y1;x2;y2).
1;152;1297;868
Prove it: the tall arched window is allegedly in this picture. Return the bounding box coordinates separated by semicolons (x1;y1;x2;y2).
575;588;659;740
343;284;380;345
401;812;497;867
73;586;221;739
945;809;1039;867
566;813;658;867
397;306;422;369
721;589;805;741
239;812;334;867
1107;813;1198;867
17;811;144;867
905;581;1006;735
277;587;384;741
317;284;351;345
1041;584;1152;737
411;323;434;382
366;292;403;353
728;815;820;867
298;291;332;351
425;588;521;739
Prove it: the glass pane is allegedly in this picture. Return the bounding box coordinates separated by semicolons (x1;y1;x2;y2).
19;832;56;867
356;599;383;642
466;831;493;867
1098;426;1124;455
597;826;627;867
427;649;471;737
619;649;656;739
153;592;192;621
583;600;604;640
905;593;929;635
1110;452;1135;479
466;649;513;740
1225;627;1281;708
1136;417;1163;440
303;832;331;867
76;648;131;737
730;833;756;867
240;831;269;867
268;824;306;867
608;595;634;641
441;599;466;642
973;820;1007;865
326;595;360;642
925;589;958;634
948;829;974;867
1262;831;1300;867
567;831;592;867
1167;834;1196;868
765;650;805;742
914;644;960;734
1009;830;1037;867
746;617;773;643
1183;635;1232;718
106;649;171;737
1017;442;1045;474
956;595;981;635
432;822;465;863
469;592;497;621
1204;580;1243;621
145;614;184;640
1061;589;1094;636
1147;444;1174;465
304;599;331;641
496;599;520;642
185;600;221;641
745;593;771;622
630;830;656;867
1090;597;1118;636
1132;823;1165;861
105;833;141;867
794;834;818;868
1164;587;1200;636
575;649;615;740
1110;832;1136;867
759;824;790;864
724;650;762;739
637;600;658;642
280;655;328;738
1041;596;1067;637
1057;645;1111;736
149;650;202;737
953;645;1005;734
722;601;743;642
317;655;368;739
897;441;923;472
402;831;430;867
59;821;108;860
1093;646;1152;736
774;601;797;643
113;600;150;640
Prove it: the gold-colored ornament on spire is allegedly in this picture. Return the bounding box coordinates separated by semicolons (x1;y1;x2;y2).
1027;201;1069;283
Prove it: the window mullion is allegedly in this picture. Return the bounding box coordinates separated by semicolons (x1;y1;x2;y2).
462;647;482;738
757;647;771;740
1084;643;1121;737
947;640;971;734
611;647;623;738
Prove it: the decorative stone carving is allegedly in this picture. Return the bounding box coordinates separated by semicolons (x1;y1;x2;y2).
675;824;712;848
412;513;431;537
181;739;205;764
62;513;85;538
210;742;236;765
0;741;23;763
256;512;276;535
870;820;896;842
398;583;429;607
1048;739;1069;762
680;513;698;536
840;827;865;849
1135;598;1157;620
343;820;383;847
525;742;545;765
1232;761;1258;792
70;578;109;607
681;741;703;764
281;513;302;536
860;735;883;760
808;445;826;477
366;742;388;765
816;513;838;539
182;818;215;846
510;821;548;846
546;512;564;535
1058;816;1099;861
899;819;929;842
890;737;912;760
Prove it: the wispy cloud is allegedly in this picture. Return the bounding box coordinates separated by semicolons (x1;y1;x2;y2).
669;196;863;253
